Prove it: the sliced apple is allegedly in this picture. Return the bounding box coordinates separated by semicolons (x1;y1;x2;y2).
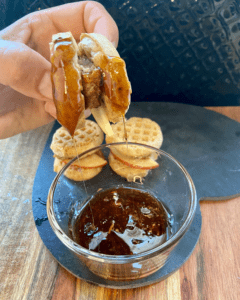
108;153;149;182
63;151;107;169
110;150;159;170
91;106;114;136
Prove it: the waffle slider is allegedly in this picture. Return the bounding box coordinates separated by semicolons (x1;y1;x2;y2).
50;32;131;137
50;120;107;181
106;117;163;182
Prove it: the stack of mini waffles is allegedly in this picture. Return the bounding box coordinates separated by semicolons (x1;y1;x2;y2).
50;120;107;181
106;117;163;182
50;117;163;182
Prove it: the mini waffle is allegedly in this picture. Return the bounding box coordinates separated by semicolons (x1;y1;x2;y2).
106;117;163;158
110;148;159;169
108;152;149;182
50;120;104;158
57;151;107;169
54;157;104;181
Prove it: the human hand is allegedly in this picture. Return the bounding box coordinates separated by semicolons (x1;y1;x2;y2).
0;1;118;139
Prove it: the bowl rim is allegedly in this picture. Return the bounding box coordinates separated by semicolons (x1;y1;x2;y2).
47;142;197;264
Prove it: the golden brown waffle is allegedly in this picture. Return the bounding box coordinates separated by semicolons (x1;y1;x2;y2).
50;120;104;158
50;32;85;136
59;151;107;169
110;148;159;169
54;157;103;181
106;117;163;158
109;153;149;182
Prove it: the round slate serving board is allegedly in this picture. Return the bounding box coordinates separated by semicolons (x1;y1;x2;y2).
32;102;240;288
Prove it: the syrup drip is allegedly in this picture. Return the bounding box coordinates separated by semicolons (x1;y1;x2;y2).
51;37;84;137
98;55;131;115
71;136;95;227
122;115;128;151
122;115;128;143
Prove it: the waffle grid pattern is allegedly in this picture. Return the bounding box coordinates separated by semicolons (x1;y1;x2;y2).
53;121;102;147
114;118;162;147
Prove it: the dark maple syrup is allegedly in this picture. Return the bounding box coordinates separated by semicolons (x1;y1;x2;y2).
69;187;171;255
98;55;131;116
51;37;84;137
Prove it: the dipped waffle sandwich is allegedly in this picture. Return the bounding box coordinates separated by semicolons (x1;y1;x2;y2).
106;117;163;182
50;32;131;137
50;120;107;181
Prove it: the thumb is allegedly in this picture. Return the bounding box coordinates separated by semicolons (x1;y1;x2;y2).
0;39;52;101
83;2;119;48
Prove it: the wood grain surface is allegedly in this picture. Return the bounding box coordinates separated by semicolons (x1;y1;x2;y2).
0;106;239;300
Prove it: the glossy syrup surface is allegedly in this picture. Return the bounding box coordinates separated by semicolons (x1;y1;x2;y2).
70;187;169;255
51;37;84;136
98;55;131;115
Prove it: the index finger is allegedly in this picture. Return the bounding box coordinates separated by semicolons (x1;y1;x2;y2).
46;1;119;47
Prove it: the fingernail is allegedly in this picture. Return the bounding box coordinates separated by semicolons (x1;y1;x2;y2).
39;71;52;100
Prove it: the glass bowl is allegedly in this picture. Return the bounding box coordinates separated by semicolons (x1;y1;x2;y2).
47;142;197;281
